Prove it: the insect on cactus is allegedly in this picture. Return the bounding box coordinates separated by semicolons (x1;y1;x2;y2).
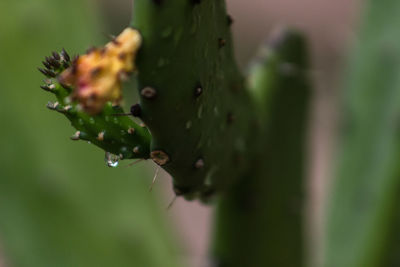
38;0;310;266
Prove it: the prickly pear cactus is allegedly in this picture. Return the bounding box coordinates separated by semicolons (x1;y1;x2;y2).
131;0;260;200
40;0;260;200
39;1;310;266
39;30;151;161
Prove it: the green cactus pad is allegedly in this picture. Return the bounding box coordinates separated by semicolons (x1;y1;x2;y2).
132;0;258;198
39;50;151;161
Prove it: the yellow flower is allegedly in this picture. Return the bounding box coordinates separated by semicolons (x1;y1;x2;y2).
60;27;142;114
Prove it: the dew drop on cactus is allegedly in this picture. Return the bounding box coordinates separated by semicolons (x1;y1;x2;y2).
104;152;119;168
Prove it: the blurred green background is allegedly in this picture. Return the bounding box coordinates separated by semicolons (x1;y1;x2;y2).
0;1;182;266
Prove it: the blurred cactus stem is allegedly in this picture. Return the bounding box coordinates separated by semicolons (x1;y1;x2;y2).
324;0;400;266
213;28;310;267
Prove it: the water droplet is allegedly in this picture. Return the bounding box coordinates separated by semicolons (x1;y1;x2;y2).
104;152;119;168
186;120;192;129
89;117;95;124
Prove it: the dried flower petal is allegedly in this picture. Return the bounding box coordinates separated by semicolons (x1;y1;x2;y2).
60;28;142;114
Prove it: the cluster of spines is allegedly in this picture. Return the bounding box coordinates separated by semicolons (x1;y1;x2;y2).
38;49;72;79
38;50;151;162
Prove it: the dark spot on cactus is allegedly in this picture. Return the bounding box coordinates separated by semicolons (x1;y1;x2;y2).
141;86;157;99
194;158;204;169
218;38;226;48
130;103;142;117
194;83;203;98
227;15;234;26
227;112;234;124
151;150;170;166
